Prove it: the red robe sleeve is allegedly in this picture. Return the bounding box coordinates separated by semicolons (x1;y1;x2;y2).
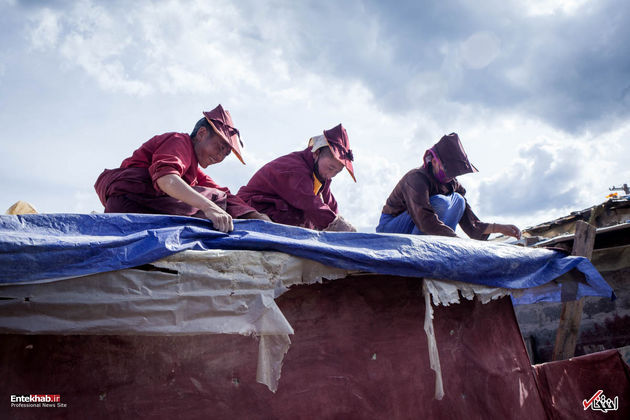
148;136;193;192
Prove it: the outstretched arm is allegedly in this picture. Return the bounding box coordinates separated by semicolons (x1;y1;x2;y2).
483;223;521;239
156;174;233;232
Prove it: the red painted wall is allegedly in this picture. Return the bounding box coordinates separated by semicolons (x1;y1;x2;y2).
2;275;624;419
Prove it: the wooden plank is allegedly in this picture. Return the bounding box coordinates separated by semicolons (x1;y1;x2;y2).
571;220;597;260
552;221;597;361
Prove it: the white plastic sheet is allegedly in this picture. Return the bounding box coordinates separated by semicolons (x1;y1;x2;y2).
0;249;349;392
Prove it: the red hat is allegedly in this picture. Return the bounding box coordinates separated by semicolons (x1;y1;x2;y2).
323;123;356;182
202;104;245;165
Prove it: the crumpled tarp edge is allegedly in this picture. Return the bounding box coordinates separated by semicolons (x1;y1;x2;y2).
0;214;614;305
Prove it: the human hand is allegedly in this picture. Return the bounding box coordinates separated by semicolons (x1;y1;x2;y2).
324;215;357;232
494;223;521;239
202;204;233;232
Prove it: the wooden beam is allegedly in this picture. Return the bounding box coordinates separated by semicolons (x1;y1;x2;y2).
552;220;596;361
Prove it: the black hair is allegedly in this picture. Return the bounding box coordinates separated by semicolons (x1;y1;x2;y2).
191;117;212;140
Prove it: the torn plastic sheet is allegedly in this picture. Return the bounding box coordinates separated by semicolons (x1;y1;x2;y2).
257;334;292;393
0;249;349;392
424;278;512;306
423;281;444;400
421;278;514;400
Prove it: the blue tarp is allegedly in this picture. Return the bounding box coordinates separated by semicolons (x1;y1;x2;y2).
0;213;613;303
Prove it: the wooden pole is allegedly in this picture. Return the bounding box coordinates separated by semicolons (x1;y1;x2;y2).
551;220;596;361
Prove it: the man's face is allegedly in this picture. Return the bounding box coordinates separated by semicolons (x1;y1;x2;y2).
194;127;232;168
315;151;344;181
431;156;453;183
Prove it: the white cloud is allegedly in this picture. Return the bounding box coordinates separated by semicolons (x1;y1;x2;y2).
473;118;630;228
460;31;501;69
4;0;628;233
27;8;60;49
26;1;152;95
334;154;404;231
523;0;592;16
22;0;305;97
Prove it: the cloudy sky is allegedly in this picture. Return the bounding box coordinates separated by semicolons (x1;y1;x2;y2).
1;0;629;232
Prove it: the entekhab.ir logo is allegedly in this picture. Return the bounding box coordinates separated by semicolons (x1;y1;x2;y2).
10;394;67;408
583;389;619;413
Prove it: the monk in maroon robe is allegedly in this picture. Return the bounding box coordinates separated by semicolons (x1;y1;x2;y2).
94;105;270;232
237;124;356;231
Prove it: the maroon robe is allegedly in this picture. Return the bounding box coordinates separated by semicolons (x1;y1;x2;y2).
237;148;338;230
94;132;254;218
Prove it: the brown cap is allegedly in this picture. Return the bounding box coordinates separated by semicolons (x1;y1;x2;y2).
432;133;478;179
